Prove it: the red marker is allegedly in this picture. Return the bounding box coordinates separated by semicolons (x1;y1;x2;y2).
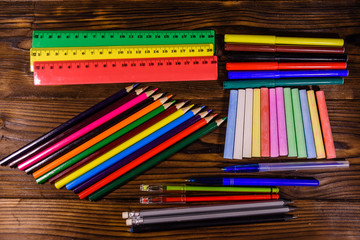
226;62;347;71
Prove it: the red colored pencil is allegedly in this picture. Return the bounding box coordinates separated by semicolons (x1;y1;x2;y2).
78;114;216;199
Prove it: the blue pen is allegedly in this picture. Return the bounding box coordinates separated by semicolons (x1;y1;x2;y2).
223;90;238;159
65;106;202;190
222;161;350;173
228;69;348;79
188;177;319;186
299;90;316;158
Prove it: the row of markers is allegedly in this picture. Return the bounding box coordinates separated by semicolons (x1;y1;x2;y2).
222;34;348;89
224;88;336;159
30;30;218;85
0;84;224;201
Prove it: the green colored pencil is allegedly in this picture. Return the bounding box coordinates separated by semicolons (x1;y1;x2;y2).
284;88;297;157
88;117;226;201
140;184;280;193
291;89;307;158
36;102;174;184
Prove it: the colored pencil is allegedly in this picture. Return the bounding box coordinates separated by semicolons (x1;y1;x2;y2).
130;214;294;233
46;101;181;184
228;69;348;79
224;34;344;47
233;89;245;159
283;88;297;157
140;194;279;204
32;94;170;178
291;89;307;158
72;110;209;194
226;62;347;71
55;105;194;189
227;52;347;62
223;90;237;159
188;177;319;186
0;84;136;167
25;92;165;174
260;88;270;157
243;89;253;158
252;89;261;157
123;200;289;219
139;184;280;193
269;88;279;157
276;87;288;156
299;90;316;159
7;86;143;168
84;117;225;201
316;91;336;159
307;90;326;159
18;88;157;170
223;77;344;89
127;206;295;225
224;43;345;54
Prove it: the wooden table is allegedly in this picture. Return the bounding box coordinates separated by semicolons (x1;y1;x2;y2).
1;1;360;239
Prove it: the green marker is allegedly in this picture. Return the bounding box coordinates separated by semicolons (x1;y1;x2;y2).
32;30;215;49
291;89;307;158
36;102;175;184
88;117;226;201
223;77;344;89
284;88;297;157
140;184;279;193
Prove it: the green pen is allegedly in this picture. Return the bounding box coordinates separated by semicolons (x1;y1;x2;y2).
284;88;297;157
291;89;307;158
140;184;280;193
223;77;344;89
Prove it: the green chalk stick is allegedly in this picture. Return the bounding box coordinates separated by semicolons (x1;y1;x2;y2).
291;89;307;158
284;88;297;157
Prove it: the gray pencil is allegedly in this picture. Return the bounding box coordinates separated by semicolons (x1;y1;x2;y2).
122;200;290;219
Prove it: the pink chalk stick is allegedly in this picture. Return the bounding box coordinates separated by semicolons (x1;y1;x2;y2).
276;87;288;156
17;91;153;170
269;88;279;157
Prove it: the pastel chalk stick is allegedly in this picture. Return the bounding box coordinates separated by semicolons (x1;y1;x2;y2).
252;89;261;157
243;89;253;158
269;88;279;157
260;88;270;157
291;89;307;158
276;87;288;156
224;90;238;159
233;89;246;159
283;88;297;157
299;89;316;158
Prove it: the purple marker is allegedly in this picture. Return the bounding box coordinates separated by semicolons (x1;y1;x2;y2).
276;87;288;156
269;89;279;157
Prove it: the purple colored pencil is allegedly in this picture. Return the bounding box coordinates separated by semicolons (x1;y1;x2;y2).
269;89;279;157
72;110;210;194
276;87;288;156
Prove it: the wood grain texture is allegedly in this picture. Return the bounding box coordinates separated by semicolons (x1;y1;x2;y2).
0;0;360;239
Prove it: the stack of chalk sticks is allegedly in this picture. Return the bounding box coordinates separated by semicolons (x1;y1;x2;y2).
223;34;348;89
0;84;224;201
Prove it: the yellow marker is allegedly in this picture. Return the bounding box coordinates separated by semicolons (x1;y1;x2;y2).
54;105;194;189
252;89;261;157
224;34;344;47
307;90;326;159
30;44;214;71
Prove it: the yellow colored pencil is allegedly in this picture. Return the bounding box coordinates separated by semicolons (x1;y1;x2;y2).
307;90;326;159
54;105;194;189
252;89;261;157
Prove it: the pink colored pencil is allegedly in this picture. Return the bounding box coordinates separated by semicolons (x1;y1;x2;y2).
260;88;270;157
276;87;288;156
17;89;157;170
269;88;279;157
316;91;336;159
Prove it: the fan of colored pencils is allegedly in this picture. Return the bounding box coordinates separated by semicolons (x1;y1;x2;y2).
0;84;225;201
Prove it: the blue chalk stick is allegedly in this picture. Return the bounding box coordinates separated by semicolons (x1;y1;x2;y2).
299;90;316;159
223;90;238;159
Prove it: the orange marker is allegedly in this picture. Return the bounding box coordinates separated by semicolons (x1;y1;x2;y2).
316;91;336;159
260;88;270;157
32;95;172;179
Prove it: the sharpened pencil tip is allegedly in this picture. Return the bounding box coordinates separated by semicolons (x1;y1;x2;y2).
207;109;213;113
200;105;205;109
133;83;139;88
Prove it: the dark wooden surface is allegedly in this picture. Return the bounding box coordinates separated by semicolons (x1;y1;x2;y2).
1;1;360;239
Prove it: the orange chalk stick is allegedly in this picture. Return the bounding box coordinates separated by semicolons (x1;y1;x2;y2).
260;88;270;157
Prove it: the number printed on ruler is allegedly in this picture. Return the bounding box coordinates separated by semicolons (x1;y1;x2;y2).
30;44;214;71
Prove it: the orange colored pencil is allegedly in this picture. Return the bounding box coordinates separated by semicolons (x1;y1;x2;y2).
78;114;216;199
32;94;172;179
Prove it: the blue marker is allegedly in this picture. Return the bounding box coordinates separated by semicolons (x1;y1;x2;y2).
223;90;238;159
228;69;348;79
188;177;319;186
299;90;316;158
65;106;203;190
